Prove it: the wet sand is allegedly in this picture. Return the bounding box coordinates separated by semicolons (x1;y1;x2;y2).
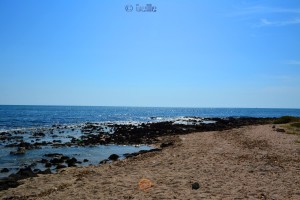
1;124;300;199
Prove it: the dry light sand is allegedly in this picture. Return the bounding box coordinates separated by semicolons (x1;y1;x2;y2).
1;124;300;200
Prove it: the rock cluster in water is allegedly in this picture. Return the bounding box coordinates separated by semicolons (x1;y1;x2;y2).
73;117;273;146
1;117;273;149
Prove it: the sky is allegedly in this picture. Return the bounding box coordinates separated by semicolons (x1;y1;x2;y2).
0;0;300;108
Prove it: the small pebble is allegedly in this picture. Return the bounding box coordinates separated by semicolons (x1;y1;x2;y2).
192;182;200;190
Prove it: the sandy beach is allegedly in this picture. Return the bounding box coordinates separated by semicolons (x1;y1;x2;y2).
1;124;300;200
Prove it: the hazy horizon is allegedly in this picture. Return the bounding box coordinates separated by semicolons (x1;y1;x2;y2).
0;104;299;110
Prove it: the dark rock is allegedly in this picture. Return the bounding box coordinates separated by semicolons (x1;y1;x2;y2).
192;182;200;190
0;178;20;191
160;142;174;148
50;158;64;164
0;131;8;135
56;164;67;169
16;167;37;179
29;162;37;168
68;157;77;163
45;163;52;168
149;148;161;152
11;136;23;140
276;128;285;132
45;153;63;158
67;163;77;167
99;159;109;164
10;147;26;155
33;132;45;137
52;143;65;147
83;159;89;162
66;157;77;167
1;168;9;173
108;154;119;161
21;142;34;149
40;158;48;163
123;153;137;158
138;150;149;154
61;156;70;160
124;148;161;159
39;168;52;174
0;135;8;141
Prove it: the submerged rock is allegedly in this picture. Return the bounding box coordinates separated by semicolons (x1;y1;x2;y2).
10;147;26;155
0;168;9;173
44;153;63;158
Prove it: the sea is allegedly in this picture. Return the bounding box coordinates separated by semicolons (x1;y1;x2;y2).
1;105;300;177
1;105;300;130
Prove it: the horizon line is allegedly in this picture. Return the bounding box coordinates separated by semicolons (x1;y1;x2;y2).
0;104;299;110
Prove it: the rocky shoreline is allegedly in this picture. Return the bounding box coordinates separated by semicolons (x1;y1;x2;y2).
0;117;274;191
1;123;299;199
1;117;274;148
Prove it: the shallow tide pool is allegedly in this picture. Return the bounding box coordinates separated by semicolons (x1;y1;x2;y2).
0;144;152;178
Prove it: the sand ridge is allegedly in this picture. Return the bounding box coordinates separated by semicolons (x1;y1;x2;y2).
1;125;300;199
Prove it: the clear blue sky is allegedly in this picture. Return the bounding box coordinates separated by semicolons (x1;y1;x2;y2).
0;0;300;108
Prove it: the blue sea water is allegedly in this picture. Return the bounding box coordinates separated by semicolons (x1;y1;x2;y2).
0;105;300;130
